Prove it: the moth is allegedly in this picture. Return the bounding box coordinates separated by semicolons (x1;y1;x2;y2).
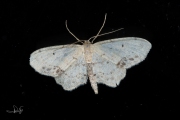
30;14;151;94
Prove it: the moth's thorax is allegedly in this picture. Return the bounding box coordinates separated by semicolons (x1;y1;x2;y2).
83;41;93;63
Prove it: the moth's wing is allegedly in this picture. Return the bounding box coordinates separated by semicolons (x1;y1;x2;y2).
93;37;152;69
30;44;88;90
91;52;126;87
91;37;151;87
55;54;88;91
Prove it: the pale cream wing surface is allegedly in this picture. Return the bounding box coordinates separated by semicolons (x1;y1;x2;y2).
30;45;88;90
91;37;151;86
30;45;82;77
54;54;87;90
91;52;126;87
93;37;152;69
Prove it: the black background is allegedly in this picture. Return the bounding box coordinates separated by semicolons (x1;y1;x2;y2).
2;0;180;119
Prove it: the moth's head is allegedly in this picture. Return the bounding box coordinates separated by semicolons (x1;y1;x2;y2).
83;40;91;44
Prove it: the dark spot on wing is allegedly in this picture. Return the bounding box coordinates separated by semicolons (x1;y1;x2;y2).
117;57;127;68
53;66;57;70
73;57;77;60
135;55;139;58
120;62;126;67
123;57;127;61
129;58;134;61
56;68;64;75
122;44;124;47
53;53;55;55
56;69;59;73
101;54;105;56
47;68;51;71
41;66;53;74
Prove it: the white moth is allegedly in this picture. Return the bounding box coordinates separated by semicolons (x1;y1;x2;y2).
30;14;151;94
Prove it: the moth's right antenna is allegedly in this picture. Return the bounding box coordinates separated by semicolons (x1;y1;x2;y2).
88;28;124;41
91;13;107;43
89;13;124;42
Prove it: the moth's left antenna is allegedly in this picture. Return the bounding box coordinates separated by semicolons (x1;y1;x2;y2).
65;20;81;42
